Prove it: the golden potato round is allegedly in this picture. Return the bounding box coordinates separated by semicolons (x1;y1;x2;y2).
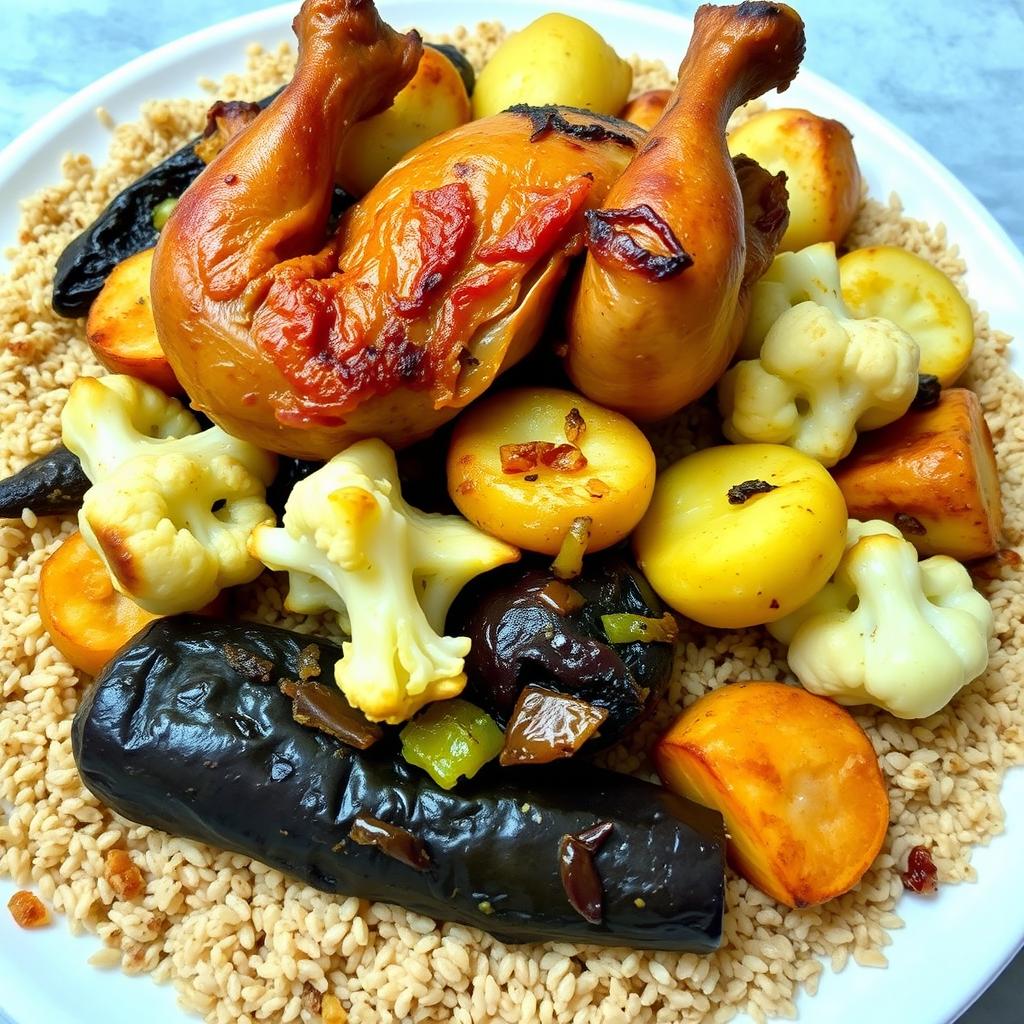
472;14;632;120
727;107;862;252
839;245;975;386
86;247;179;395
655;682;889;909
446;387;656;555
336;46;471;197
633;444;847;628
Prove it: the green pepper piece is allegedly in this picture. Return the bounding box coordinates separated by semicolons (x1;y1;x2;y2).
400;699;504;789
600;612;679;645
151;197;179;231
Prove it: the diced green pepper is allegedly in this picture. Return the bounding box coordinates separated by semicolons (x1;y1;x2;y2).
400;699;504;789
151;197;179;231
600;612;678;645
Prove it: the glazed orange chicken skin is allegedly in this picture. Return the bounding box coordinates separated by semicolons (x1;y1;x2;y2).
566;1;805;420
153;0;642;458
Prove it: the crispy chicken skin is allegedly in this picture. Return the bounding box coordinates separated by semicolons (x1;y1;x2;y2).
565;2;805;421
152;0;641;459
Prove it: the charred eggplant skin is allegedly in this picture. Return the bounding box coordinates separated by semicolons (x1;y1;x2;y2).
451;554;674;741
0;445;90;519
53;143;213;318
73;616;724;951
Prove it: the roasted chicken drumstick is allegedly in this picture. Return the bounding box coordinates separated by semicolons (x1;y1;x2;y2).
566;1;805;420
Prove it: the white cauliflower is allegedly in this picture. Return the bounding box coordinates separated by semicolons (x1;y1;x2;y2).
62;375;276;614
719;242;920;467
248;438;520;724
769;519;993;719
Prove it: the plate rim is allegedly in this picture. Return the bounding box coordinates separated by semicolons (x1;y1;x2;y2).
0;3;1021;1024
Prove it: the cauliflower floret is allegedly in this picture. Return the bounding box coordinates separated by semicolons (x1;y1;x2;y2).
249;438;519;724
62;375;199;479
719;242;920;467
62;375;276;614
769;519;993;719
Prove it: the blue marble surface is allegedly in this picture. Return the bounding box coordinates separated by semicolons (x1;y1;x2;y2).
0;2;1020;1023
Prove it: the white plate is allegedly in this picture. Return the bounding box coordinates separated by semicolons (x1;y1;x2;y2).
1;2;1022;1023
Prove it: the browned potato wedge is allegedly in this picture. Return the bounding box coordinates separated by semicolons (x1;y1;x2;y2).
619;89;671;131
655;682;889;909
86;248;179;395
727;107;861;252
833;388;1002;560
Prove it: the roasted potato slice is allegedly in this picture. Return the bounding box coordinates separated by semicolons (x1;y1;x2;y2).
839;245;975;386
620;89;671;131
86;247;179;394
727;107;861;252
40;532;160;676
832;388;1002;560
655;681;889;909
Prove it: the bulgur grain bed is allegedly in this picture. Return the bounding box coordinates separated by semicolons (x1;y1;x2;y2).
1;22;1021;1024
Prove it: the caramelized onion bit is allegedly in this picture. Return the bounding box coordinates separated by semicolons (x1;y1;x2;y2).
297;643;321;681
552;516;592;580
500;441;587;474
540;443;588;472
558;821;614;924
7;890;49;929
537;580;586;616
601;612;678;645
564;407;587;443
349;815;431;871
726;479;778;505
105;849;145;900
500;441;554;474
223;643;274;684
499;685;607;766
901;845;938;894
284;679;383;750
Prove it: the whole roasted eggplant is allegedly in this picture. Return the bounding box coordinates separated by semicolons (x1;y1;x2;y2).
0;446;90;519
73;616;724;950
450;554;674;743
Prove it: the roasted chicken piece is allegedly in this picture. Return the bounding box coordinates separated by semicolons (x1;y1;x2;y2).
153;0;800;458
566;2;805;421
153;0;642;458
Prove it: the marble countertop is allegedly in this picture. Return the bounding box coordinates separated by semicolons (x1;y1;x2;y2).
0;2;1021;1023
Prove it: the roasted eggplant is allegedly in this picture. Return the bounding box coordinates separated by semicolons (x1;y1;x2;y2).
450;554;674;743
72;616;725;950
0;445;90;519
